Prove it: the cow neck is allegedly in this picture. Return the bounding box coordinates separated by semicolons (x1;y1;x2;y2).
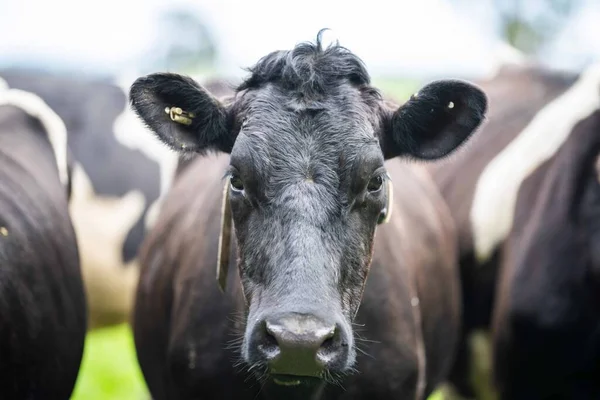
378;175;426;400
408;271;426;400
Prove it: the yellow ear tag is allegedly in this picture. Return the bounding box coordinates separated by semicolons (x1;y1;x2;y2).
165;106;195;126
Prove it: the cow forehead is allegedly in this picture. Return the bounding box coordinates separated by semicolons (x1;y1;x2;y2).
471;62;600;263
236;88;377;165
244;81;376;128
236;126;378;186
241;100;375;159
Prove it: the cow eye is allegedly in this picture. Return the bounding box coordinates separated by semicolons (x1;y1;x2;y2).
230;174;245;192
367;175;383;193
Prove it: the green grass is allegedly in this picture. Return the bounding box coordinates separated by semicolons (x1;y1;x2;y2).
70;323;149;400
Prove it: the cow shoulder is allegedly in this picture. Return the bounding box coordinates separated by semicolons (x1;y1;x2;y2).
368;159;460;390
377;159;459;313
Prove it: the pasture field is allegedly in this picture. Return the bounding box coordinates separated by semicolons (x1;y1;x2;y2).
71;324;149;400
70;76;444;400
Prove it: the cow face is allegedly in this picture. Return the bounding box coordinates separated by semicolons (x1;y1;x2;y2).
129;35;487;385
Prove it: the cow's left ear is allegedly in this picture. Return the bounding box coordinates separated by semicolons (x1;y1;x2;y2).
380;80;487;160
129;73;235;155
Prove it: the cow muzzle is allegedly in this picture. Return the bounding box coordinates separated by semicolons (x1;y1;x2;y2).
247;312;350;384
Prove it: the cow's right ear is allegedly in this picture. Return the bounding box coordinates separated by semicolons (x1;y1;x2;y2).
129;73;235;154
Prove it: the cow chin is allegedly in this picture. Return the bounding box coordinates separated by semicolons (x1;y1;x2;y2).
241;301;356;385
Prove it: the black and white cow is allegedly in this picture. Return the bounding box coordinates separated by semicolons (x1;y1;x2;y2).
0;69;232;329
0;86;87;398
427;61;600;399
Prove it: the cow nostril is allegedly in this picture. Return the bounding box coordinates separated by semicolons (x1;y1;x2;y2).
321;336;334;350
257;316;349;376
316;329;341;363
264;328;278;347
257;322;280;360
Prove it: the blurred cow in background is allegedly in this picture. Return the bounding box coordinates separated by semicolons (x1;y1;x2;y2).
0;86;87;398
0;69;233;329
428;60;600;399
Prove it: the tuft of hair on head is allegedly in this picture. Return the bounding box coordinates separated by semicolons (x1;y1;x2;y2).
236;29;372;100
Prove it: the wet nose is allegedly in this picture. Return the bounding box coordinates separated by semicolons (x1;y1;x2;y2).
250;313;348;377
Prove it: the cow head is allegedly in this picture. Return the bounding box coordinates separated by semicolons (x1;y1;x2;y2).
129;33;487;386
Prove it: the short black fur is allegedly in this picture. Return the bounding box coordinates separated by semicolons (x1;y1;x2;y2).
386;80;488;160
237;29;372;100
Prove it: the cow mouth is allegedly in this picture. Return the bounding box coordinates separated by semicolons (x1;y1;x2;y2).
271;374;322;387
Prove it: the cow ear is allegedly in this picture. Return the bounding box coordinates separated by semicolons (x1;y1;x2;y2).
129;73;235;154
380;80;487;160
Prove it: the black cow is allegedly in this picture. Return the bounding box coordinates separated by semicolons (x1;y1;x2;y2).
0;87;87;398
427;62;600;399
129;33;488;399
0;69;230;329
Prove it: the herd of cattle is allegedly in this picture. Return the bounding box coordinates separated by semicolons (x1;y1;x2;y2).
0;34;599;400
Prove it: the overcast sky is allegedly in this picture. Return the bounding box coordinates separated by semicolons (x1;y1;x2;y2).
0;0;598;80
